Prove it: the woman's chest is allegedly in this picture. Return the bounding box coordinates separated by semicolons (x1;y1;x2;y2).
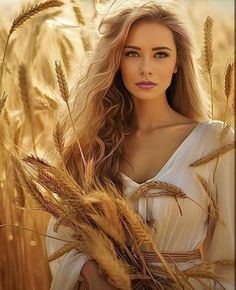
121;125;196;184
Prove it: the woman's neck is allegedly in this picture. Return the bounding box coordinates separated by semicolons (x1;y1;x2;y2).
131;95;181;132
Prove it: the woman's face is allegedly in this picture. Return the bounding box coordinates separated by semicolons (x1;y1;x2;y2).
120;20;177;101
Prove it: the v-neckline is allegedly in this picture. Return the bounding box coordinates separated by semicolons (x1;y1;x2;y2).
120;121;204;186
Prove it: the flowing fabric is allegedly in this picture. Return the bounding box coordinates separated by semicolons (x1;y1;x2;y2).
46;119;234;290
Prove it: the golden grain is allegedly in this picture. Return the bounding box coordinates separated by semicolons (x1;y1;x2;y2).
55;60;70;103
72;3;86;26
189;142;235;167
203;16;214;73
53;121;65;157
224;61;234;99
10;0;63;34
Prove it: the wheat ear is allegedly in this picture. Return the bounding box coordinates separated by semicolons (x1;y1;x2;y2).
82;226;131;290
0;0;63;92
55;60;86;168
72;2;86;25
189;142;235;167
203;16;214;119
223;61;234;126
53;121;65;158
115;199;183;288
18;64;37;155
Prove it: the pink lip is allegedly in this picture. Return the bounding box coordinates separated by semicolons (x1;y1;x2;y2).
136;83;157;89
136;81;157;85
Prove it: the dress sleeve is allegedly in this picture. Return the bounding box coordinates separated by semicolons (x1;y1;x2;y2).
46;216;92;290
201;125;235;289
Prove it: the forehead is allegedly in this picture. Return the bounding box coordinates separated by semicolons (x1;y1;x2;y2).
125;20;176;48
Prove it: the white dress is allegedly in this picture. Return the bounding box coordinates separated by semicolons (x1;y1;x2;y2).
46;119;234;290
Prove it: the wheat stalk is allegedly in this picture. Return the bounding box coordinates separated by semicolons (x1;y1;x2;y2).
0;0;64;93
18;64;37;155
72;2;86;25
23;155;85;199
59;40;71;75
223;61;234;127
53;121;65;158
80;29;92;52
84;158;95;190
189;142;235;167
48;240;82;262
82;226;131;290
14;124;24;154
10;0;63;34
224;61;234;99
55;60;86;168
203;16;214;119
55;60;69;102
0;91;7;116
13;167;25;208
130;180;205;216
115;199;184;289
34;86;58;110
219;123;232;144
3;108;10;128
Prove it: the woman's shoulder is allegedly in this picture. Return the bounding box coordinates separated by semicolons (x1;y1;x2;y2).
200;119;234;147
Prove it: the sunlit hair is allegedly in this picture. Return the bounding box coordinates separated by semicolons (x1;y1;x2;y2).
61;0;210;194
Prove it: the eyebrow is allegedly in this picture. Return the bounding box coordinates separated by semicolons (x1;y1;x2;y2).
124;45;172;51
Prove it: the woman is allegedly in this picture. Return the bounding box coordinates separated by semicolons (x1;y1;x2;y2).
46;1;234;289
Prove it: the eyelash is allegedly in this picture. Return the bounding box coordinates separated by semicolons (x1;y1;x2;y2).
124;51;169;58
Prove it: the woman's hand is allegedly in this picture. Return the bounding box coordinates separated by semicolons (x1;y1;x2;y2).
81;260;118;290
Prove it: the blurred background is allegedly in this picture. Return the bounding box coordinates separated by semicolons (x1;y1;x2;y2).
0;0;234;289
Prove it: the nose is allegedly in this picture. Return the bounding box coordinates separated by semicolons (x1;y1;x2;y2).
139;57;153;76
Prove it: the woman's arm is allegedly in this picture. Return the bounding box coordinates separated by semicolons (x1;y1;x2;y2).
81;260;118;290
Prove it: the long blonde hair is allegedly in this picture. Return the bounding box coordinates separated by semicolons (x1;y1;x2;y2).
61;0;210;194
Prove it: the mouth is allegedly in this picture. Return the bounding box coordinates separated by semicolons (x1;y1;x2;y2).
136;82;157;89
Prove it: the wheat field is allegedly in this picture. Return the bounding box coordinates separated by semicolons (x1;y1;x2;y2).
0;0;234;290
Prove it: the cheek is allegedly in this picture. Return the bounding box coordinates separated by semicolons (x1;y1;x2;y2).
156;63;176;79
120;62;134;82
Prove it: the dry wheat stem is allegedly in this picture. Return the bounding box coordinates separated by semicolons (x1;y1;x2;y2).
18;64;37;155
72;3;86;25
23;155;85;198
203;16;214;118
10;0;63;34
3;108;10;128
223;61;234;126
55;60;86;168
84;158;95;190
0;224;70;243
219;124;231;144
53;121;65;157
0;91;7;115
203;16;213;73
14;125;24;154
130;181;206;216
0;0;63;92
224;61;234;99
81;226;131;290
196;174;219;219
55;60;69;102
189;142;234;167
115;199;184;289
59;40;71;75
13;167;25;208
48;240;82;262
11;155;61;216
